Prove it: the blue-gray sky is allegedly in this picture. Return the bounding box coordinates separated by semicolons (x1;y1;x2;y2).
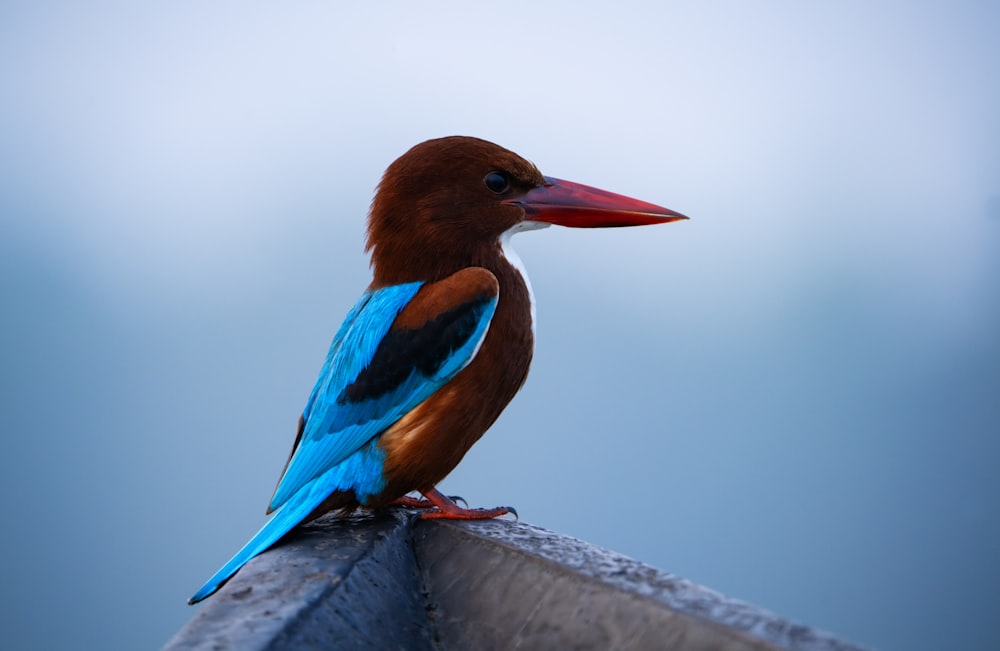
1;2;997;650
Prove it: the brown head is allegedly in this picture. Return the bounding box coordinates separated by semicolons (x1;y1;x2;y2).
367;136;545;285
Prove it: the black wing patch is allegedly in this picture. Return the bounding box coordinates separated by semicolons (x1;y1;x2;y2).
337;293;493;406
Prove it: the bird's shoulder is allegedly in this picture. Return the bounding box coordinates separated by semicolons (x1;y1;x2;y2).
392;267;499;330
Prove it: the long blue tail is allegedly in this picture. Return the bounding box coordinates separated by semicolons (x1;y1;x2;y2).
188;480;330;604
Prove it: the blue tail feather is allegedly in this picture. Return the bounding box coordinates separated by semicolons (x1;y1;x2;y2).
188;480;332;604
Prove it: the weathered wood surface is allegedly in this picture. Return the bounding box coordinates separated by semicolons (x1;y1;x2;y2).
164;511;869;651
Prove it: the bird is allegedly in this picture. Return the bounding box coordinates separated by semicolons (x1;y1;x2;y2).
188;136;687;604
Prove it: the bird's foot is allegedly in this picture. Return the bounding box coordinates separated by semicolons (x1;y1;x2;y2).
416;487;517;521
391;492;467;509
391;494;433;509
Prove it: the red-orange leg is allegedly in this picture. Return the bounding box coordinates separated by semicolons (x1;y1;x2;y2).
416;487;517;521
390;495;435;509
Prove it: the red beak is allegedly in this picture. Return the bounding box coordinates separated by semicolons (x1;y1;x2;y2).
504;176;688;227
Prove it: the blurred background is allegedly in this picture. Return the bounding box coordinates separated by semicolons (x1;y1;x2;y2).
1;2;997;650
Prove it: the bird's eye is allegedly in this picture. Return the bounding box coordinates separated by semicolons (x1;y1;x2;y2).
484;171;510;194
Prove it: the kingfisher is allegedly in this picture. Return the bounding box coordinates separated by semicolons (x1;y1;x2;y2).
189;136;687;604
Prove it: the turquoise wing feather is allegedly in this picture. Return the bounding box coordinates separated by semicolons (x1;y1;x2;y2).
189;279;497;604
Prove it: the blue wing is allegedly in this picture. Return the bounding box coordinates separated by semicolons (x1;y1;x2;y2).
269;278;498;509
189;277;497;604
268;282;425;509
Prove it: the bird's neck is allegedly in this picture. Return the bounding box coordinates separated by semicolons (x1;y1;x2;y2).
370;240;513;289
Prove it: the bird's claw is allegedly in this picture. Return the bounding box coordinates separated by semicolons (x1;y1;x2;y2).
417;504;516;521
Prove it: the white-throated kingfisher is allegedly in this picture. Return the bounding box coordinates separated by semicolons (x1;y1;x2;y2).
189;136;687;604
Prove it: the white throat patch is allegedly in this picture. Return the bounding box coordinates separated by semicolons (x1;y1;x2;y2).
499;220;550;336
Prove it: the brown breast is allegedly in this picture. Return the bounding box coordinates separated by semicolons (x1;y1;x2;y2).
372;243;534;505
